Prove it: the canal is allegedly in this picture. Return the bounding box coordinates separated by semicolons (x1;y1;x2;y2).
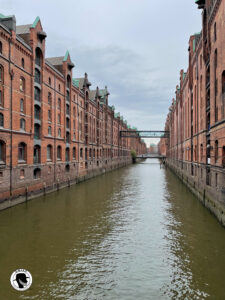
0;159;225;299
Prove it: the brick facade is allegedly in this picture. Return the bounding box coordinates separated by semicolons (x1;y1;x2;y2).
0;14;146;205
160;0;225;225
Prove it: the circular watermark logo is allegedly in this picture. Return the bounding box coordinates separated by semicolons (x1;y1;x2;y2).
10;269;32;291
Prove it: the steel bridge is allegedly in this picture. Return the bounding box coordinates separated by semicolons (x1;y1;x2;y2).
120;131;169;138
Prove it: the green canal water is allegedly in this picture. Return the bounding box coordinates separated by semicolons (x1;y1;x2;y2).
0;159;225;300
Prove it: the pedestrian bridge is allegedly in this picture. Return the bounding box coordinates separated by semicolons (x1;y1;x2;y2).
120;131;169;138
137;154;166;159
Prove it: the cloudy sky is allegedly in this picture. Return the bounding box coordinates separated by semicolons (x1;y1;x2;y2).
2;0;201;145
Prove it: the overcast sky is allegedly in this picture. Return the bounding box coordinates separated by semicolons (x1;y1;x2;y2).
2;0;201;145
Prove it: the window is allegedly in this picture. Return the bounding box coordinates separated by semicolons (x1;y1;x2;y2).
48;92;51;105
21;58;24;68
80;148;83;158
58;84;61;92
58;128;61;137
57;146;62;160
48;126;52;136
20;99;24;112
200;144;203;161
223;146;225;168
47;145;52;161
48;110;51;121
66;104;70;115
0;140;5;163
0;90;2;106
65;147;70;161
33;145;41;164
20;77;25;92
66;90;70;102
73;147;76;159
222;71;225;94
20;118;25;131
0;41;2;54
0;65;3;82
34;124;40;139
34;87;41;101
34;168;41;179
0;113;4;127
35;68;41;84
18;142;26;162
214;49;217;70
73;107;75;117
34;105;40;120
58;113;61;124
214;22;217;42
67;75;71;89
215;140;218;163
66;117;70;129
66;132;70;143
48;77;51;86
58;98;61;110
35;48;42;66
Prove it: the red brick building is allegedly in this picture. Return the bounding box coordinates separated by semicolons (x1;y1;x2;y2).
0;14;146;206
160;0;225;218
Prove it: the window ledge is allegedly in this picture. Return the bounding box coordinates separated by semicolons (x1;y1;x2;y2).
18;160;27;164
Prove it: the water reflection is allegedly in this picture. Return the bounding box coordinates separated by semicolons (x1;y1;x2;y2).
0;159;224;299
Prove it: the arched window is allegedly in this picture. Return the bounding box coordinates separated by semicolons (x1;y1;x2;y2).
222;146;225;168
214;22;217;41
80;148;83;159
0;65;3;82
67;75;71;89
58;128;61;137
0;140;6;163
21;58;24;68
66;117;70;129
57;146;62;160
215;140;218;163
34;123;41;139
34;145;41;164
73;147;76;159
58;98;61;110
18;142;26;162
20;118;25;131
58;113;61;124
34;87;41;101
66;132;70;143
66;147;70;161
0;41;2;54
35;68;41;84
20;77;25;92
34;105;40;120
222;71;225;94
48;126;52;136
20;99;24;112
66;104;70;115
0;113;4;127
47;145;52;161
35;48;42;66
34;168;41;179
48;92;51;105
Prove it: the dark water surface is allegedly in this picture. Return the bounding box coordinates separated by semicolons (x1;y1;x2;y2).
0;159;225;300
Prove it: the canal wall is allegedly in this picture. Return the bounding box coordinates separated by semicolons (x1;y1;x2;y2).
0;158;132;211
165;158;225;227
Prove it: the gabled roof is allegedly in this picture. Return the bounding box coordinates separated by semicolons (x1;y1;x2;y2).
16;24;31;34
46;56;64;66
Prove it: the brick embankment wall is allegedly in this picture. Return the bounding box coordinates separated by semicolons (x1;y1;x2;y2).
165;158;225;227
0;158;132;212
